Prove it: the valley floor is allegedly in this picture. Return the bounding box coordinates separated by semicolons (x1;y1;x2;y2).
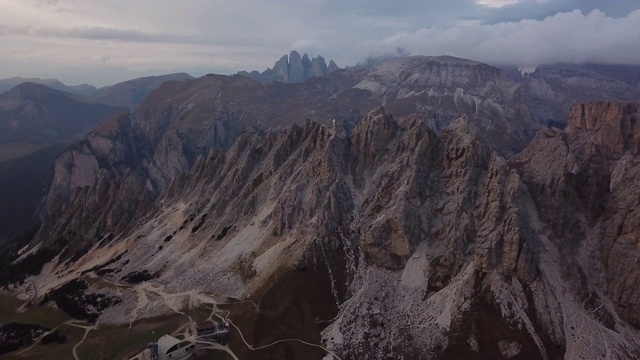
1;271;341;360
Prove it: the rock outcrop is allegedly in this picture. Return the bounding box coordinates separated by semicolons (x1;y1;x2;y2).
568;101;640;158
354;55;533;155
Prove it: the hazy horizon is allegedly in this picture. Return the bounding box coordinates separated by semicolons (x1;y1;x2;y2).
1;0;639;87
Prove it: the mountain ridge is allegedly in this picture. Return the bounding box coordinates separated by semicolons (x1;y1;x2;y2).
88;72;194;108
11;103;640;358
0;82;123;145
4;55;640;359
0;77;98;97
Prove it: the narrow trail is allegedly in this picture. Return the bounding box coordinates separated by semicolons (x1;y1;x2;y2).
65;320;98;360
215;308;342;360
16;326;59;355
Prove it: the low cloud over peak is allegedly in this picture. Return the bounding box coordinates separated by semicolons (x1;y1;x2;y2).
365;9;640;68
0;0;638;85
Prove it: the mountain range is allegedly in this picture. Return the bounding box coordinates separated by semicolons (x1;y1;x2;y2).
0;74;193;243
2;53;640;359
0;77;98;97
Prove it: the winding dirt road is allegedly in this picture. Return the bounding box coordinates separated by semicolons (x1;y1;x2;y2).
65;320;99;360
105;277;341;359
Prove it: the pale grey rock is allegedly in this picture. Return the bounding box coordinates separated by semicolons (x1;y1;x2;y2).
288;50;305;83
272;54;289;82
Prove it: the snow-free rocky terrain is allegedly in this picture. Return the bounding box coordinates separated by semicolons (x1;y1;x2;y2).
4;55;640;359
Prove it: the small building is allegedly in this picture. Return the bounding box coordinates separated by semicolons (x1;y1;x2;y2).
195;320;230;342
157;334;194;360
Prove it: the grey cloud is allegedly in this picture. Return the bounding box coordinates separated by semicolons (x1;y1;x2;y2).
1;0;640;86
358;9;640;68
478;0;640;23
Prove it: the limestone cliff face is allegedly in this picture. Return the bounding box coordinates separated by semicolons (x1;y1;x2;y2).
33;71;366;252
524;64;640;127
21;103;640;359
568;101;640;158
355;55;533;155
239;50;340;84
504;100;640;357
40;112;155;246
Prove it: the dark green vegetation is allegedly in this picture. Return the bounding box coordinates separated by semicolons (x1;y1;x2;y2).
40;279;121;323
0;81;123;243
0;143;69;242
0;323;51;355
121;270;156;284
0;294;187;359
0;228;53;287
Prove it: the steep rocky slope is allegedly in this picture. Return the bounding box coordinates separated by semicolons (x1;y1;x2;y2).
9;102;640;359
510;101;640;329
32;72;371;254
0;83;122;244
5;56;640;359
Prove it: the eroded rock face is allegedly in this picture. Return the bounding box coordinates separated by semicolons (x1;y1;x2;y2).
354;56;534;156
568;101;640;158
31;71;368;252
11;58;640;360
523;64;640;128
502;101;640;358
18;103;640;359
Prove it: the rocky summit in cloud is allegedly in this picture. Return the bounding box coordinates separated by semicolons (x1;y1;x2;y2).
0;0;638;85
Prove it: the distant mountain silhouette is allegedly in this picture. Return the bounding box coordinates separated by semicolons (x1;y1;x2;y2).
0;82;123;145
238;50;339;83
0;77;98;97
89;73;194;108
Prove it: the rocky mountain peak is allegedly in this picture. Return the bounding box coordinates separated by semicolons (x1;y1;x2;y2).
272;54;290;81
238;50;340;83
328;60;339;73
288;50;305;83
568;101;640;158
0;82;70;110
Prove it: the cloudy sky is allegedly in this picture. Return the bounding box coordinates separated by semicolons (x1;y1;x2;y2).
0;0;639;86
